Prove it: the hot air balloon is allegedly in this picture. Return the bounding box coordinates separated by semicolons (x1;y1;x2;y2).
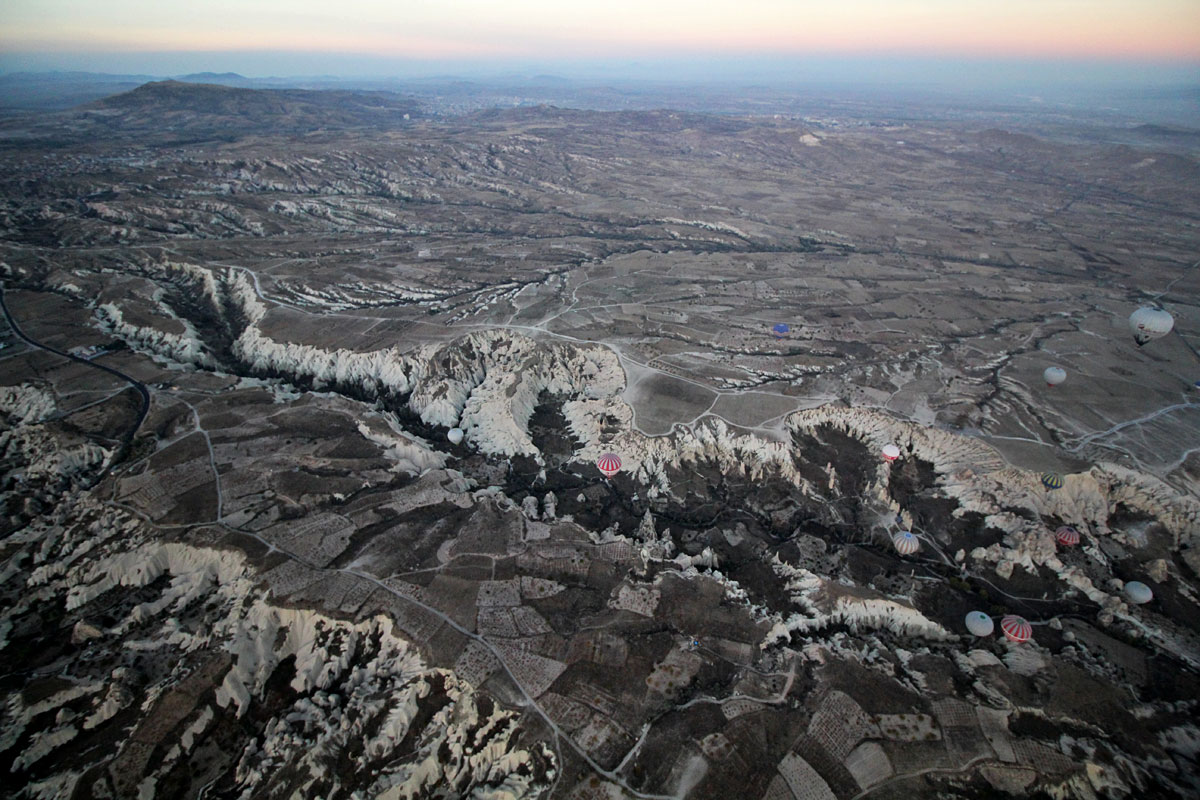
772;323;790;339
1125;581;1153;604
882;444;901;462
447;427;464;445
1129;307;1174;347
1000;615;1032;643
1041;472;1064;491
1043;366;1066;387
597;453;622;478
892;530;920;555
965;611;994;637
1055;525;1080;546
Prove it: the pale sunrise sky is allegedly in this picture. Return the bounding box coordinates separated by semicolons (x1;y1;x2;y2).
2;0;1198;77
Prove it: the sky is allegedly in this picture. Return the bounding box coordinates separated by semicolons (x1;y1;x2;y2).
1;0;1198;83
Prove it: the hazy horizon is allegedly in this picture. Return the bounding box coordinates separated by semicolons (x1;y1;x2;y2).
1;1;1197;96
2;53;1197;94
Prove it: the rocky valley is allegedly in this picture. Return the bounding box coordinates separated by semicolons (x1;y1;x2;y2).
1;82;1198;799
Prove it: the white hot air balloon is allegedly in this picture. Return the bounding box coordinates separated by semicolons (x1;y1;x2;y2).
892;530;920;555
965;611;994;637
1125;581;1153;604
882;444;901;462
447;427;464;445
1129;307;1174;347
1043;366;1066;387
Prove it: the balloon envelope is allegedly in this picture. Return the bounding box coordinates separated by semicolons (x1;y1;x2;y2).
1041;472;1064;490
597;453;622;477
1125;581;1153;604
1055;525;1080;546
965;611;994;637
1000;615;1032;643
882;444;901;462
1043;366;1066;386
772;323;790;335
1129;307;1174;346
892;530;920;555
447;427;464;445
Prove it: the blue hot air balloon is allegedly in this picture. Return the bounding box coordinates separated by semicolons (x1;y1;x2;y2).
772;323;790;339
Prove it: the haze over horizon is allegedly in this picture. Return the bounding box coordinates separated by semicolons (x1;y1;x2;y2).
2;0;1198;93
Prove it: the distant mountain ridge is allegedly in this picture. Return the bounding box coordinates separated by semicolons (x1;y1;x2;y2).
0;80;425;145
177;72;249;83
88;80;416;117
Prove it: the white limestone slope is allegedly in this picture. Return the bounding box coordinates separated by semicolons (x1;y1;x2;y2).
95;302;213;367
763;560;953;649
92;262;1200;642
0;383;57;424
101;264;627;459
0;384;111;514
3;492;554;798
96;263;1199;553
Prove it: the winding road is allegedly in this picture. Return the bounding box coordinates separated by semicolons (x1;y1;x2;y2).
0;285;151;445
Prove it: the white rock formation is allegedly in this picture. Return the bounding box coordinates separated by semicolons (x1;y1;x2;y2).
355;419;446;476
763;561;952;648
84;261;1200;670
0;388;111;511
0;383;56;424
4;490;553;797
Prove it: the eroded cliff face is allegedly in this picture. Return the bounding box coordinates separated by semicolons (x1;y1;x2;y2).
0;388;556;800
6;258;1199;799
239;320;623;461
787;407;1199;665
84;260;1200;638
0;383;112;541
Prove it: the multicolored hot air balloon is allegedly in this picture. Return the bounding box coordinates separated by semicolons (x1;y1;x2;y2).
892;530;920;555
1000;615;1032;643
1055;525;1080;546
1125;581;1153;604
882;444;901;462
1041;472;1064;491
772;323;790;339
597;452;622;478
1043;366;1066;387
447;427;464;445
965;611;994;637
1129;307;1174;347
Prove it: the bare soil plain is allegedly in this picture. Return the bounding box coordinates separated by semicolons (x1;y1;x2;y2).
1;84;1199;800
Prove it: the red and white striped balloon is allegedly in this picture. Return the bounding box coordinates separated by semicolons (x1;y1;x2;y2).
1055;525;1080;546
892;530;920;555
1000;615;1032;643
596;453;622;478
